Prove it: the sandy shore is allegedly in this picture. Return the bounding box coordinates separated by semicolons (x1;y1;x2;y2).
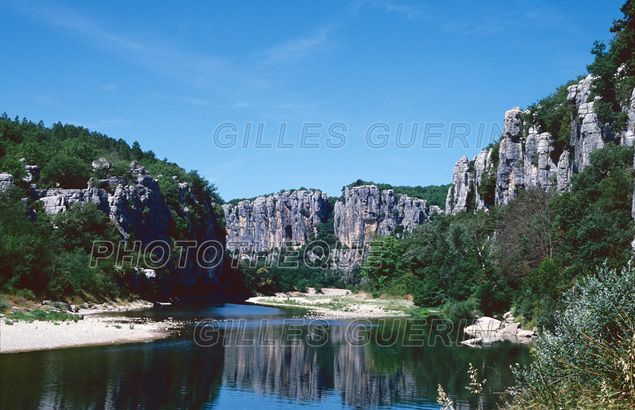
0;316;172;354
0;300;173;354
247;288;414;319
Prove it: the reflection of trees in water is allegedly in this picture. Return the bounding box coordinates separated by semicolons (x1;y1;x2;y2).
221;319;531;409
0;318;531;410
0;339;224;410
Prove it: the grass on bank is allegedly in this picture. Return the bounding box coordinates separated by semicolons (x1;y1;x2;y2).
3;308;83;324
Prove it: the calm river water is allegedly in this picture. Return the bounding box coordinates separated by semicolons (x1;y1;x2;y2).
0;303;531;409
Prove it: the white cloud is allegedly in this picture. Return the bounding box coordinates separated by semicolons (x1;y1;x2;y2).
259;26;335;65
101;83;117;91
350;0;424;19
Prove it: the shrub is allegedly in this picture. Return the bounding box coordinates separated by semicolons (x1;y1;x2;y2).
16;289;36;301
0;297;10;311
443;299;479;323
507;263;635;409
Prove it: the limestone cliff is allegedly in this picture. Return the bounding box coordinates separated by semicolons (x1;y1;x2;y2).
1;160;224;295
445;75;635;213
222;185;441;253
334;185;441;248
222;190;330;253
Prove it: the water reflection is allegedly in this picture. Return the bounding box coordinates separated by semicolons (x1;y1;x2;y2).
0;304;530;410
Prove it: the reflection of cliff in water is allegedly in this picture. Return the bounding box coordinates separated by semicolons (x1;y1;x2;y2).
0;315;531;410
1;339;225;410
220;319;531;409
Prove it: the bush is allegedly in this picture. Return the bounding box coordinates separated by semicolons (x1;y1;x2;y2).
0;297;10;311
507;263;635;409
443;299;479;323
16;288;36;301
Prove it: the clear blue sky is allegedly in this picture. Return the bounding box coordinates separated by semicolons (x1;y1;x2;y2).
0;0;624;200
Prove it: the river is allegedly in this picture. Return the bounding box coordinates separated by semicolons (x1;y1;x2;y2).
0;303;531;409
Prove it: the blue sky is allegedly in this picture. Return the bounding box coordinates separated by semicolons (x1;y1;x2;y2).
0;0;624;200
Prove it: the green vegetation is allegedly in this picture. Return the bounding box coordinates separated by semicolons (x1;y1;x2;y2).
358;143;633;325
506;264;635;409
476;141;500;208
0;115;223;302
587;0;635;129
5;309;83;323
0;297;10;312
346;179;450;207
226;187;320;205
236;251;360;296
524;78;581;162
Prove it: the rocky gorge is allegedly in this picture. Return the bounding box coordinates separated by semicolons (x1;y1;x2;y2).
2;75;634;296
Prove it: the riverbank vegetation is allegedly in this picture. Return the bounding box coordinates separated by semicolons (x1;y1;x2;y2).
361;142;633;326
505;264;635;409
355;0;635;328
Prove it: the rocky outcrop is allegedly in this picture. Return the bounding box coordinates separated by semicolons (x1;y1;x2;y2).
624;87;635;146
495;107;527;206
31;162;171;244
463;313;536;345
222;190;329;253
568;75;612;172
473;149;495;210
445;148;498;214
222;185;442;254
5;160;225;295
20;159;40;183
445;75;635;213
444;156;473;214
0;173;15;191
334;185;441;247
106;162;171;243
33;187;110;214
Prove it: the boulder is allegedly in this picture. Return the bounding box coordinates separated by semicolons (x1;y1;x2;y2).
0;173;14;192
461;337;483;346
464;316;502;335
496;322;521;336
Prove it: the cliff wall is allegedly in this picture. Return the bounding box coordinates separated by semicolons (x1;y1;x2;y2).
445;75;635;214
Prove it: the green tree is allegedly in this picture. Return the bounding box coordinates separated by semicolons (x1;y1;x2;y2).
41;153;91;188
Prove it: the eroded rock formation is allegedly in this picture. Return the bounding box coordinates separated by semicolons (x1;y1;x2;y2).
222;190;330;252
1;160;224;294
334;185;441;248
445;75;635;214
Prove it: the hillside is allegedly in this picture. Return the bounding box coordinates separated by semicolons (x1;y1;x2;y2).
0;117;227;301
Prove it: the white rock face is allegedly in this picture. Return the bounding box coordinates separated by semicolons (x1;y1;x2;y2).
334;185;440;247
445;75;635;213
36;188;110;214
222;190;330;253
496;107;526;206
473;149;494;211
568;75;607;171
0;173;15;191
445;156;473;214
623;87;635;147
